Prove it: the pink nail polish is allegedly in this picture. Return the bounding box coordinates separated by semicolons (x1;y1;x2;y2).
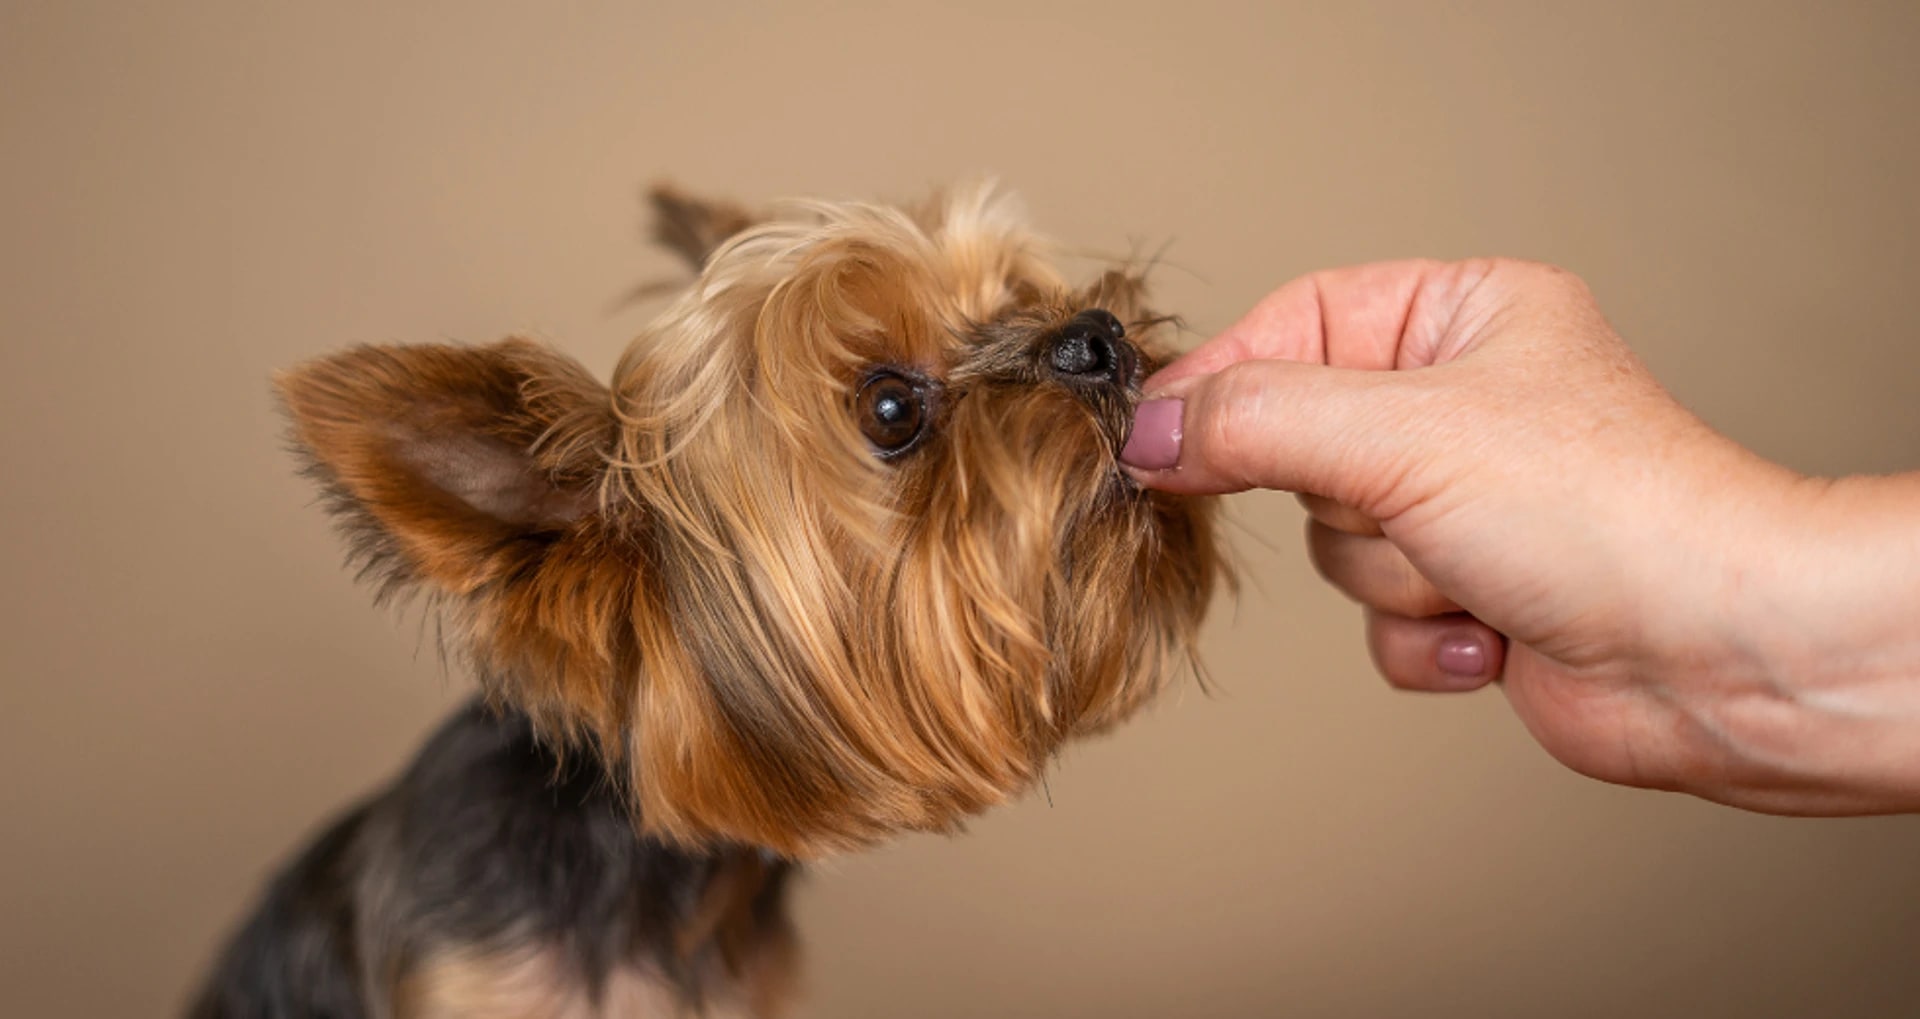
1121;399;1184;470
1435;635;1487;681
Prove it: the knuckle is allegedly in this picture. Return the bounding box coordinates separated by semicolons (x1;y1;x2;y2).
1377;665;1427;692
1395;571;1453;618
1309;526;1449;619
1299;492;1383;536
1303;521;1351;589
1363;612;1430;691
1191;362;1270;483
1494;257;1596;305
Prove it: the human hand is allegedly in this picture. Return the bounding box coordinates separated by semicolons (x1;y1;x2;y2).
1124;259;1920;814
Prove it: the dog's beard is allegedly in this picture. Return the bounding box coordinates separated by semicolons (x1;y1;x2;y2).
277;183;1221;858
608;252;1219;856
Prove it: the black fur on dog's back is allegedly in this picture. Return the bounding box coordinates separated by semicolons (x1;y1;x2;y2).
187;803;371;1019
187;701;796;1017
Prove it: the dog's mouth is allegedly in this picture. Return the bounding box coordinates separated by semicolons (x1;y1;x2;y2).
1090;370;1151;464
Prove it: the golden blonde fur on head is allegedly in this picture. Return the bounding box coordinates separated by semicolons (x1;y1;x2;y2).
278;182;1222;857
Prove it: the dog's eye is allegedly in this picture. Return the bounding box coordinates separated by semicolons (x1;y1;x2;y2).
856;372;927;455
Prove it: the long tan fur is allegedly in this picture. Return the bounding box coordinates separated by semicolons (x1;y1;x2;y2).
277;183;1222;858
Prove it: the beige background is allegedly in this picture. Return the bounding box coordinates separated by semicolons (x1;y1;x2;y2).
4;2;1919;1016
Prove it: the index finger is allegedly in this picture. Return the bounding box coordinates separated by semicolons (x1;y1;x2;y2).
1146;258;1480;392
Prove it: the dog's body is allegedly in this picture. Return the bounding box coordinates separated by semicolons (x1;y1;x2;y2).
191;184;1220;1017
191;702;794;1018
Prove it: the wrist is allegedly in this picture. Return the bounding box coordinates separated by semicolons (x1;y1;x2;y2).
1751;472;1920;670
1683;470;1920;813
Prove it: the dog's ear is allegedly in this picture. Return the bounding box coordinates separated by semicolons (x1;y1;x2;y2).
280;339;638;738
647;183;759;270
276;339;619;598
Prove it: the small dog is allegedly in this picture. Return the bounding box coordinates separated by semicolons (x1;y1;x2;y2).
190;183;1223;1018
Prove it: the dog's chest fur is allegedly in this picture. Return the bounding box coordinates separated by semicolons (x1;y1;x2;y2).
189;702;796;1018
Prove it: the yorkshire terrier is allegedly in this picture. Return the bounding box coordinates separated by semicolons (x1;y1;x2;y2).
190;183;1222;1018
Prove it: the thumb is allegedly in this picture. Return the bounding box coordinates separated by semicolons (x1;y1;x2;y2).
1122;358;1440;511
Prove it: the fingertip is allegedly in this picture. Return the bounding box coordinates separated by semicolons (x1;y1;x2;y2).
1120;378;1248;495
1127;360;1291;495
1118;398;1185;471
1366;612;1505;693
1435;630;1497;686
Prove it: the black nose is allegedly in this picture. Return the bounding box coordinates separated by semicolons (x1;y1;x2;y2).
1047;309;1132;384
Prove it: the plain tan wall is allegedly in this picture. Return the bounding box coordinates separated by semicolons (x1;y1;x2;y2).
4;2;1918;1016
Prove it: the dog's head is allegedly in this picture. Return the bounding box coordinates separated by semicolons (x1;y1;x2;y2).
281;183;1221;856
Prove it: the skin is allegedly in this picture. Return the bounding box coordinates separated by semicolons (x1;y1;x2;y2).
1122;259;1920;815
